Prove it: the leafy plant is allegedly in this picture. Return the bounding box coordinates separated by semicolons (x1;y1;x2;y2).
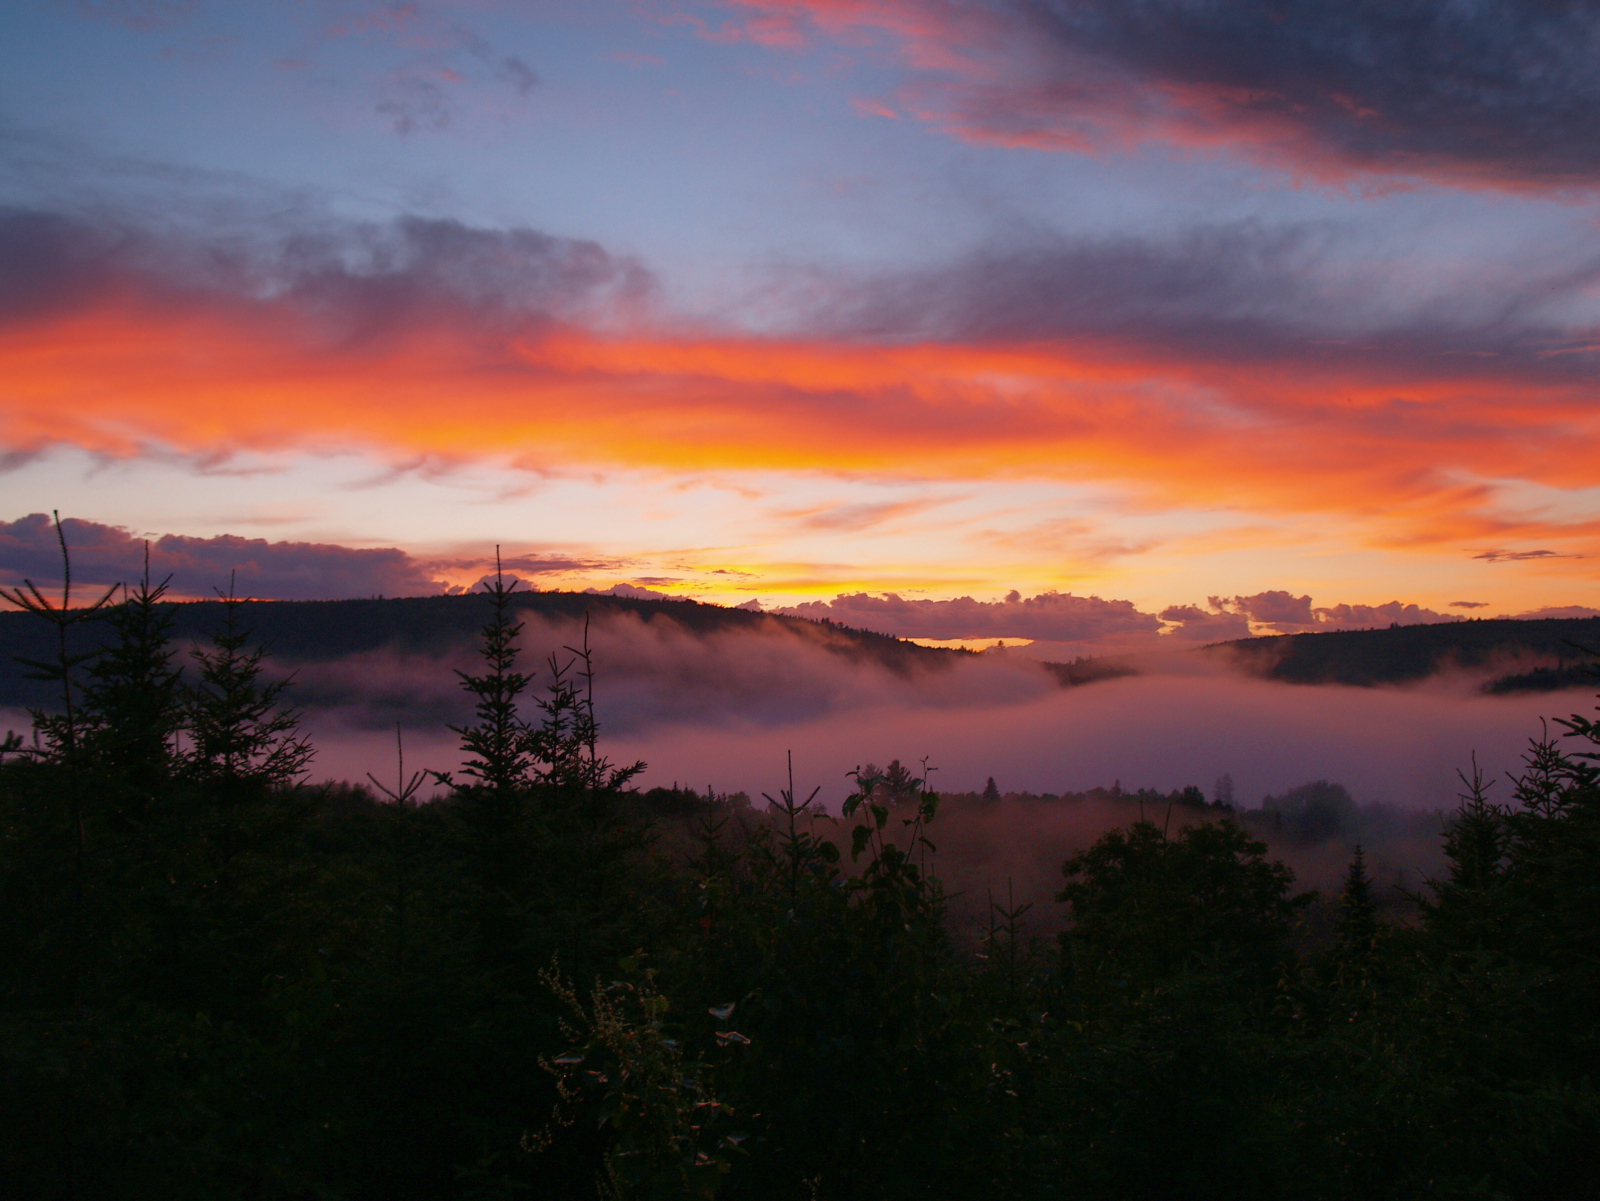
537;960;741;1201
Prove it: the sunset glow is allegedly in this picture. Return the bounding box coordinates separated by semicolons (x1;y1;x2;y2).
1;0;1596;634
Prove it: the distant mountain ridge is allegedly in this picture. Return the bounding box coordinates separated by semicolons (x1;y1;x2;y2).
1210;615;1600;691
1;594;1594;716
0;589;967;711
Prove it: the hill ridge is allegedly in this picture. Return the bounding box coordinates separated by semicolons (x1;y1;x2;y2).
0;589;969;710
1208;614;1600;689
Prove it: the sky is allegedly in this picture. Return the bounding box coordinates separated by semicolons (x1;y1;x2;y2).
2;0;1599;650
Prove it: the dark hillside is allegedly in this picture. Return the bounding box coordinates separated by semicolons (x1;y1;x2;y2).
1211;615;1600;688
0;590;966;711
1039;656;1140;687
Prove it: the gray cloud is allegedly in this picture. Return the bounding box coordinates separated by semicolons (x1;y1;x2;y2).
430;552;615;578
1159;603;1252;642
1176;589;1464;635
0;511;1529;645
839;223;1335;340
1510;604;1600;620
1010;0;1600;187
788;498;951;532
0;514;441;600
499;55;539;96
1227;589;1316;628
587;583;679;601
291;3;543;135
72;0;195;33
779;590;1163;642
0;515;616;601
783;586;1477;645
1474;548;1579;562
821;220;1600;386
9;197;1597;413
1310;600;1463;630
0;205;654;343
0;210;118;324
378;74;454;135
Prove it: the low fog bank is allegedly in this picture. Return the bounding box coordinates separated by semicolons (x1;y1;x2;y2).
11;604;1590;932
291;648;1591;929
281;612;1593;829
281;609;1057;736
600;671;1571;927
928;785;1445;936
603;671;1589;813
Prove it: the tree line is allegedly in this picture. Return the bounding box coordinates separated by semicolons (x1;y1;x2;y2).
2;519;1597;1199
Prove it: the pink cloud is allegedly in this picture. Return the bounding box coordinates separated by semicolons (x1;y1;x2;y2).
0;513;441;600
850;97;900;119
1178;591;1465;636
781;589;1162;642
0;515;603;601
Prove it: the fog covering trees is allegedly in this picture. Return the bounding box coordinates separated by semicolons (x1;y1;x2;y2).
2;525;1598;1199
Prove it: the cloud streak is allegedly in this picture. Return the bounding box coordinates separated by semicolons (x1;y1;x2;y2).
1218;589;1463;634
0;513;440;600
0;507;1485;641
781;587;1470;644
1474;548;1580;562
1158;591;1464;641
3;204;1600;561
0;515;599;600
726;0;1600;190
780;589;1161;642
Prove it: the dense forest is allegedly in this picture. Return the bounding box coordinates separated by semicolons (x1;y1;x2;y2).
5;589;1594;716
1215;614;1600;691
3;548;1599;1199
0;589;963;713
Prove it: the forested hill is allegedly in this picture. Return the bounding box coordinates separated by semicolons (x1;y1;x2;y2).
0;590;963;709
4;593;1595;711
1212;615;1600;690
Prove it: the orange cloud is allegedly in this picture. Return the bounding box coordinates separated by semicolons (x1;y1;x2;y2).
3;207;1598;566
4;287;1599;562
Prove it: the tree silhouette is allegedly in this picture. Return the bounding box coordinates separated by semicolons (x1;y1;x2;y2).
1333;844;1378;965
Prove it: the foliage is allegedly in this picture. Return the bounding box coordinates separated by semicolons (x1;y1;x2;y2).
1057;816;1310;996
80;556;185;787
0;510;117;761
537;960;740;1201
186;583;314;791
2;520;1600;1199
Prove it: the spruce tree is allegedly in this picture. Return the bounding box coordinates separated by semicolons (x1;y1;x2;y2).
0;511;117;763
0;513;117;1010
79;548;184;795
1426;760;1507;951
185;582;313;882
527;613;643;797
1333;844;1378;963
186;587;312;791
446;556;536;801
